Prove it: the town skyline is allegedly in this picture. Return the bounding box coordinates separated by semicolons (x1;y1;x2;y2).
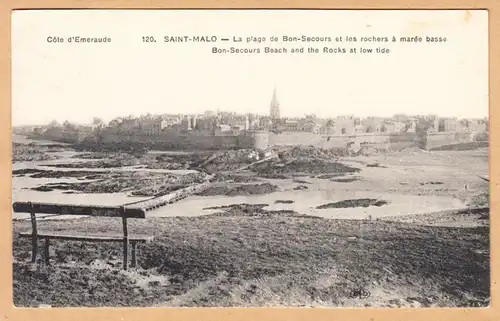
12;108;490;128
12;87;490;127
15;96;488;150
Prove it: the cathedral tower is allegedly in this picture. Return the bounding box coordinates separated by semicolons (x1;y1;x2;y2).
270;87;280;119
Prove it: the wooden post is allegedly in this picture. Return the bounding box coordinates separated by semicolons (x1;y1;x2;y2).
121;207;128;270
29;202;38;263
131;241;137;268
44;238;50;265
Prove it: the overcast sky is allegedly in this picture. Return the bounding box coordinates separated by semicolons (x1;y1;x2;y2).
11;10;488;126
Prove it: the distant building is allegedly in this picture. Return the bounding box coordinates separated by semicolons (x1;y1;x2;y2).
194;117;216;131
354;124;365;133
458;119;471;132
120;118;140;134
270;87;280;119
13;125;38;135
248;114;260;129
259;116;273;130
406;121;417;133
272;119;284;131
165;123;182;133
227;115;250;130
321;119;335;135
438;118;459;132
433;119;440;132
181;115;192;131
378;121;395;133
231;124;247;132
161;115;181;126
467;119;487;133
192;115;198;129
301;116;320;133
140;119;169;136
362;117;385;133
284;119;300;131
335;116;355;135
32;127;44;135
215;124;231;135
375;123;385;133
393;121;406;133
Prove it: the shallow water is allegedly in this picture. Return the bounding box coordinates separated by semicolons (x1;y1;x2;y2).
13;152;199;175
12;170;466;221
11;146;471;221
144;190;466;219
12;176;150;220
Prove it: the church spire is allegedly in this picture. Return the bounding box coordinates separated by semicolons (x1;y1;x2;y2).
270;87;280;119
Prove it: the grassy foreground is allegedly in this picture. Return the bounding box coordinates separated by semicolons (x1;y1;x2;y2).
12;208;489;308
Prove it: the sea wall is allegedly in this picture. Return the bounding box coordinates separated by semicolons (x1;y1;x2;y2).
267;131;487;151
99;133;237;150
94;131;270;151
269;132;345;149
268;132;406;151
425;132;475;150
30;129;486;152
389;132;420;151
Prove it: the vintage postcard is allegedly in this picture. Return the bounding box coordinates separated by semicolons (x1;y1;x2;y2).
10;9;489;308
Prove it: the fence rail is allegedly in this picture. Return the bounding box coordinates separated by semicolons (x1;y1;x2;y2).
12;202;146;218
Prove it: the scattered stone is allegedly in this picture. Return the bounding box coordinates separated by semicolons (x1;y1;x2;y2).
366;163;387;168
274;200;294;204
28;171;207;195
32;186;54;192
12;143;61;163
196;183;278;197
213;173;261;183
420;181;444;186
316;199;389;209
253;158;360;177
203;203;320;218
71;152;113;159
316;174;345;179
292;179;311;184
330;177;359;183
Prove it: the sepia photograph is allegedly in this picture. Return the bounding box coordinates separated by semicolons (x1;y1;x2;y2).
11;9;489;308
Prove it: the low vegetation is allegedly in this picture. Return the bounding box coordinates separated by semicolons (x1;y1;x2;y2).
12;209;489;307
